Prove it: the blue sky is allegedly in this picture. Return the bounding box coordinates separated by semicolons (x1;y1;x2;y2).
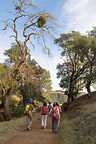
0;0;96;91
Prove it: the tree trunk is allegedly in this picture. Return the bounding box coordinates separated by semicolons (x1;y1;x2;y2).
86;82;91;98
68;91;74;103
68;70;75;103
68;82;74;103
67;95;71;104
3;88;12;121
4;95;11;121
71;95;74;102
0;87;5;108
86;65;92;98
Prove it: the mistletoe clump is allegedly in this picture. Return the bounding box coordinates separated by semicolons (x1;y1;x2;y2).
37;15;46;28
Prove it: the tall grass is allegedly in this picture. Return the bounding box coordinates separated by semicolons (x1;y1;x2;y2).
59;102;96;144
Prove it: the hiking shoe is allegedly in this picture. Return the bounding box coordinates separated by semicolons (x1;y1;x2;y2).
41;126;44;129
27;127;30;131
55;131;58;134
52;130;54;133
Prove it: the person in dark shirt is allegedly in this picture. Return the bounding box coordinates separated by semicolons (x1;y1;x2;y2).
48;102;52;112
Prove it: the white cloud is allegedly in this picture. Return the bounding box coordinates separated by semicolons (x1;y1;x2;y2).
59;0;96;33
63;0;90;13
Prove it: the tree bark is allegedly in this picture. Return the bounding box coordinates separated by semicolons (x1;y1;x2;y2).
4;96;11;121
0;87;5;108
68;74;75;103
67;95;71;104
86;82;91;98
86;65;92;98
71;95;74;102
3;88;12;121
68;90;74;103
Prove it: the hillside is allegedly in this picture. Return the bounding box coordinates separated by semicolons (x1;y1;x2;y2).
60;91;96;144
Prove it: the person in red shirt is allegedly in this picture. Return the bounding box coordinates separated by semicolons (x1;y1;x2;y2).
49;103;59;133
56;102;62;128
41;102;48;129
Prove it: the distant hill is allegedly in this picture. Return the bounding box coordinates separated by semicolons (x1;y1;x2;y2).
49;90;67;104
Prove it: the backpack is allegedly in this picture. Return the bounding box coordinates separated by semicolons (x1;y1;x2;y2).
52;107;57;118
24;104;31;115
42;106;47;115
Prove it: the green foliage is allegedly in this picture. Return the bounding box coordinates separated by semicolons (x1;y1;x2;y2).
54;31;90;101
10;97;17;107
17;57;52;106
4;42;24;65
77;28;96;96
3;43;52;104
11;101;25;117
55;29;96;100
19;83;44;105
0;42;52;117
0;63;11;101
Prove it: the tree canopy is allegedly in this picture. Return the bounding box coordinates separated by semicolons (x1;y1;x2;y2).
54;29;96;102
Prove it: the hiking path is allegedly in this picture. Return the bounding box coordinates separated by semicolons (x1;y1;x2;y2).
0;113;59;144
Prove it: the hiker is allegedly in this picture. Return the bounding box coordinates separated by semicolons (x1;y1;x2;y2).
24;98;34;131
49;102;59;133
56;102;62;128
41;102;48;129
48;102;52;112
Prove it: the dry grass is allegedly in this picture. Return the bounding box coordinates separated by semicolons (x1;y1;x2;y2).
0;112;39;137
60;115;78;144
60;92;96;144
0;116;26;137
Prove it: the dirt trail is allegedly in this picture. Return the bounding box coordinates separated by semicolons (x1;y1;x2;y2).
1;114;59;144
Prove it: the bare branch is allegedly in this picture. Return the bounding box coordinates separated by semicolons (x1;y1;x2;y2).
9;35;16;38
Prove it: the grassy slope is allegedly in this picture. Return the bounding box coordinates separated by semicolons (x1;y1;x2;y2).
0;117;26;137
60;92;96;144
0;112;39;137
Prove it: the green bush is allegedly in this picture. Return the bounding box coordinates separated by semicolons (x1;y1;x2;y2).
10;101;24;118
